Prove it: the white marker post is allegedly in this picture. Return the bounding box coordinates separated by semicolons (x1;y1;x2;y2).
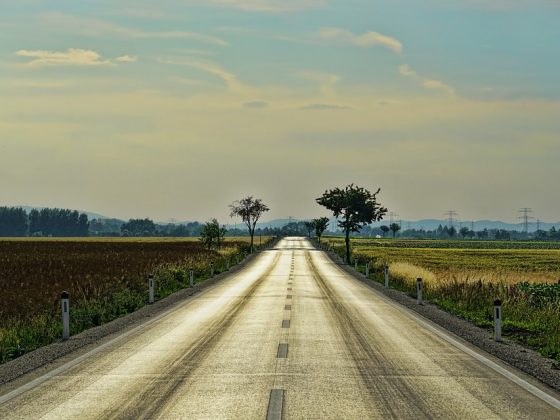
354;258;358;271
417;278;423;305
61;291;70;341
210;261;214;278
365;262;370;278
189;268;194;288
227;258;230;270
494;299;502;342
148;275;154;304
384;265;389;288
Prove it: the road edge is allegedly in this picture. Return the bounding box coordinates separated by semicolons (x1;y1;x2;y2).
321;249;560;392
0;242;278;388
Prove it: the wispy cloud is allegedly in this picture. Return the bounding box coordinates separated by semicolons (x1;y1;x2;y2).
421;80;455;95
203;0;325;13
16;49;112;67
243;100;269;109
317;27;403;54
39;13;228;46
399;64;455;95
115;54;138;62
299;71;340;96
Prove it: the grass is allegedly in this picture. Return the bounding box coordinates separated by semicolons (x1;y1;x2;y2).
0;237;273;363
323;237;560;361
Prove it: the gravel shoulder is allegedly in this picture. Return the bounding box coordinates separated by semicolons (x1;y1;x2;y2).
0;248;269;390
327;250;560;393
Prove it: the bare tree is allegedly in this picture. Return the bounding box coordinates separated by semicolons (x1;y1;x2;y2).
303;221;314;238
230;196;270;252
313;217;329;244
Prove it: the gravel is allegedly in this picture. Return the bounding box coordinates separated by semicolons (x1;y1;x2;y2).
329;251;560;392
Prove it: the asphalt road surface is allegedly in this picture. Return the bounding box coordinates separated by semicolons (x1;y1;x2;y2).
1;237;559;419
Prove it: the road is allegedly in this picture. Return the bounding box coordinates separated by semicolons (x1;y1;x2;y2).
0;237;559;419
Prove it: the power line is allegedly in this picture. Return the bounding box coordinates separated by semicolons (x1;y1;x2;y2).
518;208;534;233
444;210;458;229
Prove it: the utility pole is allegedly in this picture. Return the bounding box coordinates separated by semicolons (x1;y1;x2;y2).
389;212;398;224
518;208;534;233
537;219;541;231
444;211;458;229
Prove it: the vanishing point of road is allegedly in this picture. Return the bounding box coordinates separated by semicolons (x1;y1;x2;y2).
1;238;559;419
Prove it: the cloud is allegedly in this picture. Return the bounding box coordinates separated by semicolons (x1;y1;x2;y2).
16;49;112;67
115;55;138;62
299;71;340;96
317;27;403;54
161;58;247;92
299;103;351;110
204;0;325;13
399;63;455;96
399;64;417;77
421;80;455;95
39;13;228;46
243;100;269;109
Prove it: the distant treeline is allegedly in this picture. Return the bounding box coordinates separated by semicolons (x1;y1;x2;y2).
0;207;89;237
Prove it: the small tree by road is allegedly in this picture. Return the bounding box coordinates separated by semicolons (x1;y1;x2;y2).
200;219;227;249
313;217;329;244
316;184;387;263
389;223;401;238
380;225;390;238
303;221;314;238
230;196;270;252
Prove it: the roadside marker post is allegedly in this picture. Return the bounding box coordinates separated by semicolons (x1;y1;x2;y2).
384;265;389;288
148;275;154;304
355;258;358;271
210;261;215;278
365;262;370;278
494;299;502;342
189;268;194;287
417;278;423;305
236;254;239;265
61;291;70;341
227;258;230;270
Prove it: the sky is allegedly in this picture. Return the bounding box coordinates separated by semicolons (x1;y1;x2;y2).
1;0;559;223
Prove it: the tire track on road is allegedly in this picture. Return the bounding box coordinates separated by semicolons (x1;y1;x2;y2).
107;252;282;420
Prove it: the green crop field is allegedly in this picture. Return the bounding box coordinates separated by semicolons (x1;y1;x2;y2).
323;237;560;361
0;237;272;363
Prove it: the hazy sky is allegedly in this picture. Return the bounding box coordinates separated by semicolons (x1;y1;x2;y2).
1;0;559;223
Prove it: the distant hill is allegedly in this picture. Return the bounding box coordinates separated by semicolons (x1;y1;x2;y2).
14;206;108;221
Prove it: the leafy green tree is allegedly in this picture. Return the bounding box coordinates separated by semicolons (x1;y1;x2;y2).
121;218;157;237
303;221;315;238
230;196;269;252
316;184;387;263
200;219;227;249
0;207;28;236
313;217;329;243
380;225;390;238
389;223;401;238
459;226;470;239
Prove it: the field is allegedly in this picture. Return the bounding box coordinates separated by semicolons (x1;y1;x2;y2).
0;237;271;363
323;237;560;361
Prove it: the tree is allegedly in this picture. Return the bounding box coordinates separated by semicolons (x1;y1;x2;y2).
389;223;401;238
230;196;269;252
459;226;470;239
380;225;390;238
303;221;314;238
313;217;329;243
200;219;227;249
121;218;157;237
0;207;28;237
316;184;387;263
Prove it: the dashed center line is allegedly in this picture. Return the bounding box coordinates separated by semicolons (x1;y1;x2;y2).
277;343;289;358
